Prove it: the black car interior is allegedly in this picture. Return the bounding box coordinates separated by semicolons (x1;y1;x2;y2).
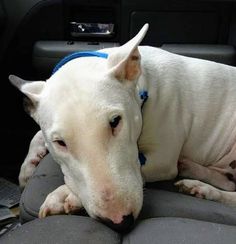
1;0;236;242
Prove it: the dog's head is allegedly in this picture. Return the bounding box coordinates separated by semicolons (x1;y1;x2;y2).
9;24;149;231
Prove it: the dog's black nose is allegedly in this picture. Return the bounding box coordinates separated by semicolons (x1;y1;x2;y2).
100;214;135;233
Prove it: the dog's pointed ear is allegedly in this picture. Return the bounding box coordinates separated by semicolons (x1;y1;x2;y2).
9;74;45;121
107;23;149;82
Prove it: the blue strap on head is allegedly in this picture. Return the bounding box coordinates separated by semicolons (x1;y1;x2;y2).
52;51;108;74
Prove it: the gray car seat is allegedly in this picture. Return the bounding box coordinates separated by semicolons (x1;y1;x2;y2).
2;154;236;243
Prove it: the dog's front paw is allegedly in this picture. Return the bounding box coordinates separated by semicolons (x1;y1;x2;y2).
39;193;65;218
64;193;83;214
39;185;83;218
175;179;221;201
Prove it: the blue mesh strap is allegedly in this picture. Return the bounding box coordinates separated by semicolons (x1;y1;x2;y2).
52;51;108;74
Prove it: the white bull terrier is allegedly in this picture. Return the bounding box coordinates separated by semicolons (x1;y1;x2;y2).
9;23;236;230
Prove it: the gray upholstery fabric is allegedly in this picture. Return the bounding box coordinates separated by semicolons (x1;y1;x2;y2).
7;153;236;243
20;154;64;223
20;154;236;226
1;215;120;244
123;217;236;244
140;189;236;226
2;216;236;244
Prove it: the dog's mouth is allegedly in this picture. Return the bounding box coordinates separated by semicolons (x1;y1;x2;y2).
97;214;135;233
77;206;136;233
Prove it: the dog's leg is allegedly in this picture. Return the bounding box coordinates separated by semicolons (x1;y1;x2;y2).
175;179;236;207
178;160;235;191
39;184;82;218
209;163;236;185
19;130;48;188
207;142;236;185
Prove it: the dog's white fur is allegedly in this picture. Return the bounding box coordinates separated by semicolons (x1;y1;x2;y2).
9;23;236;224
18;130;47;188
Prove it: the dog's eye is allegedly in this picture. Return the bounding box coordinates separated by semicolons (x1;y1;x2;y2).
109;115;121;129
54;140;67;147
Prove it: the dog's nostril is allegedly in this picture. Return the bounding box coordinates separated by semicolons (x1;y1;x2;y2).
99;214;135;233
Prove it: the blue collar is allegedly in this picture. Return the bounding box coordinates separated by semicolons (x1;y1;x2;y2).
52;51;108;74
138;91;148;166
52;51;148;166
139;90;149;110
